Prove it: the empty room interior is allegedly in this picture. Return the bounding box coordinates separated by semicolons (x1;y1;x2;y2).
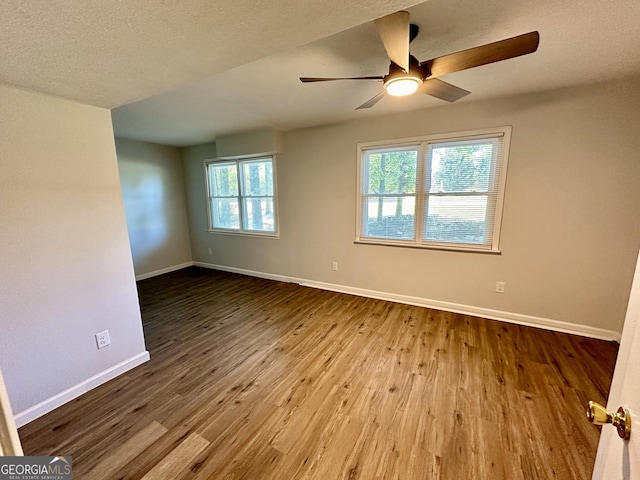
2;0;640;478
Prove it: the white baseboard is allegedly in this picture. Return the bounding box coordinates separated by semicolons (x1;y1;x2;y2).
194;262;621;343
14;351;150;428
135;262;194;281
300;280;621;342
193;262;297;284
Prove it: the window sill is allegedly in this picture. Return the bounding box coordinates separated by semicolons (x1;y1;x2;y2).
208;229;279;239
354;238;501;254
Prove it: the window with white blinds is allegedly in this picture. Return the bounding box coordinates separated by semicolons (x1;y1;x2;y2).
357;127;511;252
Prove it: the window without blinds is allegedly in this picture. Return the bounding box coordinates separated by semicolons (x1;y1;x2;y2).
206;156;277;236
357;127;511;252
362;146;419;241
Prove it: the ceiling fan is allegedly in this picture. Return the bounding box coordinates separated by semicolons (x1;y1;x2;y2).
300;11;540;109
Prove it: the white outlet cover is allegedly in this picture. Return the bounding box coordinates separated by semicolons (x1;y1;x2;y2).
95;330;111;349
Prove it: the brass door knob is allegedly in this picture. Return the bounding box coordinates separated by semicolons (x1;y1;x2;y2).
587;401;631;440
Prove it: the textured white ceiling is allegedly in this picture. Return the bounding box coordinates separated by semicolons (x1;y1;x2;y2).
111;0;640;146
4;1;639;146
0;0;421;108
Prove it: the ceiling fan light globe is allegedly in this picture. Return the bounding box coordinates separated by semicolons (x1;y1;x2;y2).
384;76;422;96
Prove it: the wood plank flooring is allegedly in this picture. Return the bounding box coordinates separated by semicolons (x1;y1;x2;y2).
19;267;619;479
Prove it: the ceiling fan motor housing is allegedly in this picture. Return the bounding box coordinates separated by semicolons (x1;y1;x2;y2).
383;56;424;96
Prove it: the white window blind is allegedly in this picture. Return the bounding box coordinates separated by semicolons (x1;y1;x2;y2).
357;127;511;252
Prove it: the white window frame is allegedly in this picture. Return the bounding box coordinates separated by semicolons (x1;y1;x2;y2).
355;127;512;253
204;154;279;238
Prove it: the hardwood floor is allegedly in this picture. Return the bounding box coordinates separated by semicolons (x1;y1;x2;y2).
19;267;619;479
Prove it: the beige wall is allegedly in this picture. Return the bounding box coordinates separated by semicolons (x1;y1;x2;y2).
183;141;217;258
0;84;148;417
184;77;640;337
216;128;283;158
116;138;192;278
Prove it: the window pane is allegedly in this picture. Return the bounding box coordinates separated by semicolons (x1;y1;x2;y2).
364;196;415;240
211;198;240;229
243;197;275;232
357;129;508;250
241;159;274;196
429;141;495;193
365;149;418;194
209;163;238;196
424;196;489;244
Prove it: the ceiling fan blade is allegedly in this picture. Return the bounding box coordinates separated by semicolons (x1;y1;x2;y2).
375;11;410;72
300;76;384;83
356;91;386;110
419;78;470;102
422;31;540;78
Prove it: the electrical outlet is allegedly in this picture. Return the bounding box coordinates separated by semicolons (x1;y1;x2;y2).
331;261;338;271
495;281;505;294
95;330;111;349
208;248;212;254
